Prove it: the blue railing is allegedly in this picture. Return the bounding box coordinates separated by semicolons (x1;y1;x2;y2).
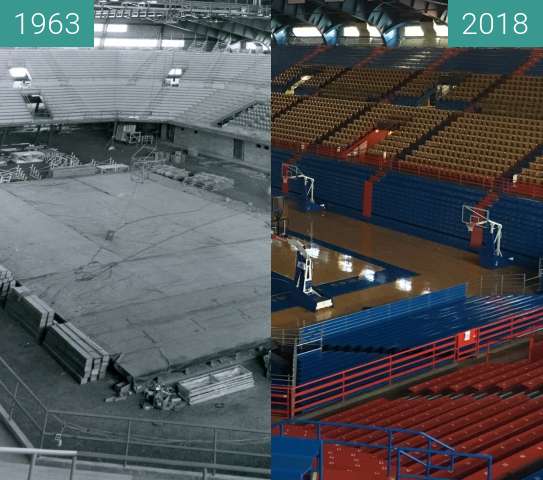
275;419;493;480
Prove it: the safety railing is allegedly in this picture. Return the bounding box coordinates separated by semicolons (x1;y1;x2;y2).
396;448;493;480
272;305;543;417
273;138;543;201
274;420;493;479
0;355;270;478
473;272;541;296
0;447;78;480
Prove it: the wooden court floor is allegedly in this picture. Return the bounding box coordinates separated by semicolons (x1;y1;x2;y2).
272;201;525;331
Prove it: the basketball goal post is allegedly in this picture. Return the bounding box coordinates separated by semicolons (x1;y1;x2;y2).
281;164;323;212
462;204;503;259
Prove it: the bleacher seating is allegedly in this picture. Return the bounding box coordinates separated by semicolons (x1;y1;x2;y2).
279;391;543;478
0;49;269;129
367;47;442;70
394;70;442;104
437;73;501;108
271;92;299;117
296;294;543;383
322;103;449;152
371;171;484;244
222;102;270;132
403;113;543;183
309;46;372;67
409;359;543;394
480;76;543;120
273;154;375;212
272;97;364;145
320;67;413;101
271;46;543;263
519;154;543;185
527;58;543;76
490;194;543;260
438;48;531;74
271;45;316;78
279;351;543;479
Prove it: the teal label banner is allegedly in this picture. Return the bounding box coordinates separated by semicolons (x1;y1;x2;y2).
449;0;543;47
0;0;93;47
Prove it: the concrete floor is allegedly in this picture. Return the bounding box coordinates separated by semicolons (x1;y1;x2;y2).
0;307;270;431
5;126;270;213
0;173;270;380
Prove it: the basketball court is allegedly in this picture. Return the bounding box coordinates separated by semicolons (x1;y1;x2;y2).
272;200;525;331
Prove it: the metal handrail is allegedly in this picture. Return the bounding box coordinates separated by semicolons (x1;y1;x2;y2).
0;355;270;477
0;447;77;480
274;419;493;479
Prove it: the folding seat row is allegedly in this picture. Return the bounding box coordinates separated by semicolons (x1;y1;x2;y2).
292;65;344;89
271;92;301;116
272;96;365;144
518;155;543;184
323;103;448;152
271;45;315;77
438;48;531;74
395;71;442;98
367;47;443;70
479;76;543;120
310;46;373;68
272;65;304;86
439;74;501;102
320;68;413;102
404;112;541;180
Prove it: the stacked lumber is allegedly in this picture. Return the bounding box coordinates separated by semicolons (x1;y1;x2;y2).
5;286;55;342
0;265;15;303
43;323;110;384
177;365;254;405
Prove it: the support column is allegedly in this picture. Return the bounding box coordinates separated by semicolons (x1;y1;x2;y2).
1;128;9;146
363;180;373;218
48;125;54;146
34;125;42;144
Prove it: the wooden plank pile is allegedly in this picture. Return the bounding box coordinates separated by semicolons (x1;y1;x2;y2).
0;265;15;303
177;365;254;405
43;323;110;384
5;286;55;342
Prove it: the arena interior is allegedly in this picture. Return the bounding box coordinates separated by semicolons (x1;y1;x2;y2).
270;0;543;479
0;0;271;479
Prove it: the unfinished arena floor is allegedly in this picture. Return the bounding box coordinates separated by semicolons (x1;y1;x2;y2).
0;172;270;379
272;200;526;331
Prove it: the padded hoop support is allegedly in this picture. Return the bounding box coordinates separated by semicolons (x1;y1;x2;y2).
281;164;289;194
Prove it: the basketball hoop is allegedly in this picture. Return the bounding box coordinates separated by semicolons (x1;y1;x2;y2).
462;204;504;257
466;214;482;233
462;206;490;233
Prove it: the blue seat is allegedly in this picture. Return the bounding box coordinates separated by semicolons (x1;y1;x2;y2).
438;49;530;74
272;46;315;77
296;294;543;385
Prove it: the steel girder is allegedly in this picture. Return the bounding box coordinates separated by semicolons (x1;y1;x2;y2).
272;0;444;46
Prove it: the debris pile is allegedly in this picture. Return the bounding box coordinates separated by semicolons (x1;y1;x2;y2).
106;364;255;411
141;379;184;411
151;165;191;181
184;172;235;192
151;164;234;192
